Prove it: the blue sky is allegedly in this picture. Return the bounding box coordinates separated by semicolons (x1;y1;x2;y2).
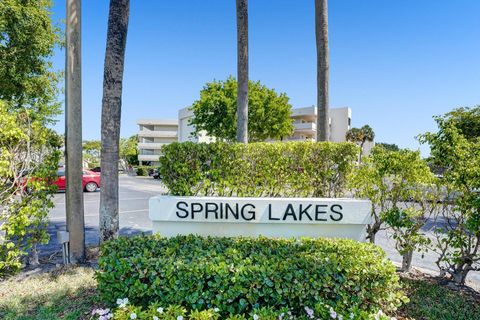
50;0;480;154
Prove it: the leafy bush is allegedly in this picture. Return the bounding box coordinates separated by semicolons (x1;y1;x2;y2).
0;102;61;277
97;235;405;317
159;142;359;197
348;147;434;246
135;167;146;176
419;113;480;284
134;165;157;177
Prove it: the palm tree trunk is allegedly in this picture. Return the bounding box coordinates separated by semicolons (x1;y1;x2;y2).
99;0;130;243
236;0;249;143
315;0;330;141
65;0;85;262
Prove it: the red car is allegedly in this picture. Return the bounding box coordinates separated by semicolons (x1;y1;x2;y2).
54;169;101;192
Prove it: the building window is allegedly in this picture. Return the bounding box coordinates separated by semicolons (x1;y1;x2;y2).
348;118;351;126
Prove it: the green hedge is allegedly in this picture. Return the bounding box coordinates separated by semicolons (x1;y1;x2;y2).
159;142;359;197
97;235;405;317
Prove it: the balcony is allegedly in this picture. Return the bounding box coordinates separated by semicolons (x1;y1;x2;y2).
138;130;178;138
294;122;316;133
138;142;169;150
138;154;161;162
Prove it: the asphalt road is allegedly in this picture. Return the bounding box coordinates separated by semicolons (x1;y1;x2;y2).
44;174;479;286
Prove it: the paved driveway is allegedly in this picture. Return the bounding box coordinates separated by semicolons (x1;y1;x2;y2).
44;174;479;287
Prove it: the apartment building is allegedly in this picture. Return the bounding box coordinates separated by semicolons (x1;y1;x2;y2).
287;106;352;142
137;119;178;166
178;106;353;143
178;108;216;143
138;106;371;165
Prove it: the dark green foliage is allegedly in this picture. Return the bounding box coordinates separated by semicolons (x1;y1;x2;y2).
159;141;359;197
376;143;400;152
97;235;405;316
443;106;480;140
189;77;294;142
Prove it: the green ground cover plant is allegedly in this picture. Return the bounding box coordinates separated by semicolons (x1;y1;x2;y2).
96;235;405;318
159;141;358;198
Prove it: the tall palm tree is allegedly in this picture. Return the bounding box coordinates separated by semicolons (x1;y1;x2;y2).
315;0;330;141
99;0;130;242
236;0;248;143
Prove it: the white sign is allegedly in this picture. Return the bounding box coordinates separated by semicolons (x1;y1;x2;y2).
149;196;372;241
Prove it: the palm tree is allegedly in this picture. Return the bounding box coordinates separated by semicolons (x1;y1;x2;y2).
236;0;248;143
346;125;375;162
99;0;130;242
315;0;329;141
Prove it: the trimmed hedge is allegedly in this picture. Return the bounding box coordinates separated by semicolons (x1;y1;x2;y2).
97;235;405;317
159;142;359;197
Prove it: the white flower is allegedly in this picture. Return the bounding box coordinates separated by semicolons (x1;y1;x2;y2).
329;307;337;319
116;298;129;308
214;307;220;312
157;307;164;313
153;317;159;320
130;313;137;319
305;306;315;318
253;314;259;320
279;312;285;320
349;313;355;320
177;316;184;320
374;310;384;320
338;315;343;320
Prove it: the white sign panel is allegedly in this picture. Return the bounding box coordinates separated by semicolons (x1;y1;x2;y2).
149;196;372;241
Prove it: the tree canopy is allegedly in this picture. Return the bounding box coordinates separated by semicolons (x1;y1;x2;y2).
346;125;375;147
0;0;60;116
376;142;400;152
119;135;139;166
189;77;294;142
0;0;61;275
442;106;480;140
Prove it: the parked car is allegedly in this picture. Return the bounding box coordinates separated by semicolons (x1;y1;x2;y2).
152;168;160;180
54;169;101;192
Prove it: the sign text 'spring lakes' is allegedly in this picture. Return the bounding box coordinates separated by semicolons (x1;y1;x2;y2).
149;196;372;241
175;201;343;222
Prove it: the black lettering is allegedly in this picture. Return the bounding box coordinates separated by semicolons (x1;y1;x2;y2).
268;204;280;220
315;205;328;221
330;204;343;221
176;201;189;218
299;204;313;221
225;203;239;220
205;202;219;219
241;204;256;221
282;204;297;221
191;203;203;219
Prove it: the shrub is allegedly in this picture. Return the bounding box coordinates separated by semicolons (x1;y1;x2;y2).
159;142;359;197
97;235;405;317
419;115;480;284
348;147;435;247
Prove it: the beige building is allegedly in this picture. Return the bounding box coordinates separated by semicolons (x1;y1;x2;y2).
137;119;178;166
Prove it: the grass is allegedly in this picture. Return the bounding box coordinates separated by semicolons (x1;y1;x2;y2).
0;266;99;320
0;266;479;320
397;277;480;320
